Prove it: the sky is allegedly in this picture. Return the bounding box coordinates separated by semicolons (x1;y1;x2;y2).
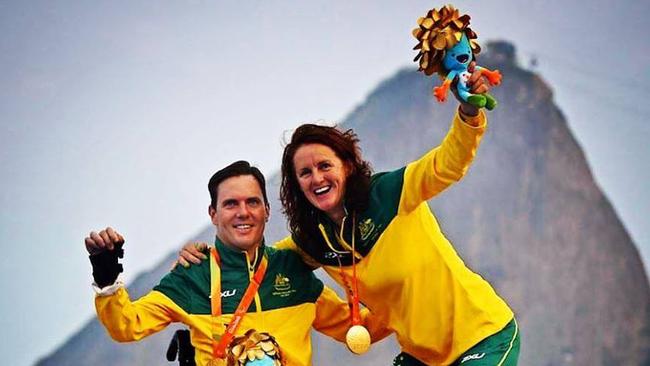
1;1;649;365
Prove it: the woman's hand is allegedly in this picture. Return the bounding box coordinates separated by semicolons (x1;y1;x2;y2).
452;61;490;117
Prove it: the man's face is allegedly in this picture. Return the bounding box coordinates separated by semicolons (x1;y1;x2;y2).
209;175;269;255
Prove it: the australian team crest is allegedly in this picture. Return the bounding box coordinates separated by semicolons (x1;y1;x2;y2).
273;274;291;291
272;273;296;297
358;218;376;241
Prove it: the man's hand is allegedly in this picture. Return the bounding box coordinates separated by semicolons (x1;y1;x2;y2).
173;242;209;269
452;61;490;117
85;227;125;288
85;227;124;256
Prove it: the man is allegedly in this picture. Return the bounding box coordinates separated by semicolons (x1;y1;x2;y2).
85;160;387;366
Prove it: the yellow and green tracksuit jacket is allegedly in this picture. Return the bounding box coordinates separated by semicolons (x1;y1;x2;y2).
95;238;389;366
277;110;514;365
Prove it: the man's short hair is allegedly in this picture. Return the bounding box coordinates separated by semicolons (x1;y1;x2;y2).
208;160;269;208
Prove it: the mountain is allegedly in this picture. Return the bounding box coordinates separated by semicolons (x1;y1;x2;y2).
36;41;650;366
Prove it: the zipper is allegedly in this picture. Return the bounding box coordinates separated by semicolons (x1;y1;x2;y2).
245;250;263;313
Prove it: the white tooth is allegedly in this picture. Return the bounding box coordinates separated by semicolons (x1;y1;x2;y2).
315;186;330;194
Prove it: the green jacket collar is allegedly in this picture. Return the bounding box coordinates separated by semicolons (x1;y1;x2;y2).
213;236;266;269
317;211;355;244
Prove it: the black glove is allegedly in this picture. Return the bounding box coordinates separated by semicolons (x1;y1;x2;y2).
89;242;124;288
166;329;196;365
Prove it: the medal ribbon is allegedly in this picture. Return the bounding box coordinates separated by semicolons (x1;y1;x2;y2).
210;246;268;359
318;213;362;325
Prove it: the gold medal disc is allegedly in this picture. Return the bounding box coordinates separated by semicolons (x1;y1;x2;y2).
345;325;371;354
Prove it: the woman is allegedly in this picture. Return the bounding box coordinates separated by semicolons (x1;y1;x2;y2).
181;66;519;365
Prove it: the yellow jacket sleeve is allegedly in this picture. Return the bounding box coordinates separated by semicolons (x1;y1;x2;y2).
94;287;187;342
359;307;393;343
311;285;391;343
399;109;487;214
274;236;321;269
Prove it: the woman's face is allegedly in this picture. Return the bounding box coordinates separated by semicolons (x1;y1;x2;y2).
292;143;350;222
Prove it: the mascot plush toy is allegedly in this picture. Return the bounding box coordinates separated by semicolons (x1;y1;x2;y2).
412;4;502;110
226;330;283;366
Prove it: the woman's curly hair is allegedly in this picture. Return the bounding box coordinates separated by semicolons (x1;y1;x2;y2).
280;124;372;246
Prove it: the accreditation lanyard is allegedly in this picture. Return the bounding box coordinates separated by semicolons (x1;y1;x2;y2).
210;246;268;359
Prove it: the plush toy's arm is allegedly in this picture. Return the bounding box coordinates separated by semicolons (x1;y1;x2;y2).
433;71;456;102
475;66;502;86
433;79;451;102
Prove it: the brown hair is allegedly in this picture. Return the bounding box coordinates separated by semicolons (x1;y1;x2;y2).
208;160;269;209
280;124;372;245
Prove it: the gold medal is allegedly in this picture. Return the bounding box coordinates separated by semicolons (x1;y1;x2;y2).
345;325;371;354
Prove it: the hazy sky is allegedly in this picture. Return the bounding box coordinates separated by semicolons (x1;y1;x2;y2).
1;1;649;365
